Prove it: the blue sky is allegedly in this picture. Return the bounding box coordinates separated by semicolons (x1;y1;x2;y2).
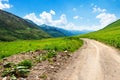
0;0;120;30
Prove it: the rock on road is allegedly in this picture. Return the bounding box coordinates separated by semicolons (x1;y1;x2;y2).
53;39;120;80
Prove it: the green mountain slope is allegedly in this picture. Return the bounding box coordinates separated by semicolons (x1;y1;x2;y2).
0;10;51;41
40;24;69;37
26;20;91;37
81;19;120;48
40;24;90;37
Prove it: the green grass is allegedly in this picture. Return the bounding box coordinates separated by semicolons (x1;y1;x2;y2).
80;19;120;48
2;60;32;78
0;37;83;59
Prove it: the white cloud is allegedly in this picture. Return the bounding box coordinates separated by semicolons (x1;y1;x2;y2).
72;7;116;31
53;14;67;27
39;11;53;25
73;16;79;19
24;13;44;25
96;12;117;27
24;7;117;31
50;10;55;15
24;10;67;28
91;6;117;30
24;10;103;31
93;6;106;13
24;11;100;31
0;0;12;9
65;23;100;31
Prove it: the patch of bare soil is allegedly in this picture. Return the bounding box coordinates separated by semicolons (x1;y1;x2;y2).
0;50;46;80
27;52;72;80
0;50;73;80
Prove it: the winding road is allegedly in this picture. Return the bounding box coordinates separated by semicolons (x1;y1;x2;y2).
53;39;120;80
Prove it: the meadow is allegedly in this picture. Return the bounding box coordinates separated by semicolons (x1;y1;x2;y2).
0;37;83;59
80;20;120;49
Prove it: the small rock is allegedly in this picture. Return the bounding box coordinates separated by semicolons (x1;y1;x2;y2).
20;78;26;80
2;77;7;80
64;50;68;53
50;66;54;69
36;76;39;79
57;63;60;65
57;55;61;58
3;58;7;61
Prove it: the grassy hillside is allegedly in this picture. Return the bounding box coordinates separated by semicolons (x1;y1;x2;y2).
40;24;90;37
0;37;83;59
0;10;51;41
40;24;70;37
81;19;120;48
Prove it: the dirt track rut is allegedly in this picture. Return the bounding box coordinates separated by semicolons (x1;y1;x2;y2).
53;39;120;80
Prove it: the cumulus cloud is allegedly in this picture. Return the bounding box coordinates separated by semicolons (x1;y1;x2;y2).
24;10;67;28
73;16;79;19
24;10;103;31
93;6;106;13
24;13;43;25
24;7;117;31
50;10;55;15
0;0;12;9
92;6;117;29
96;12;117;27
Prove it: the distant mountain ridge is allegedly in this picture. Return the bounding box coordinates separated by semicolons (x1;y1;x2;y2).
25;19;92;37
0;10;51;41
40;24;91;37
40;24;72;37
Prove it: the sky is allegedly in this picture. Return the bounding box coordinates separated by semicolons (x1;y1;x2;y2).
0;0;120;31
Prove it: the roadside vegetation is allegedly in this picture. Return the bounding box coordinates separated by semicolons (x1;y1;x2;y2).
80;19;120;48
0;37;83;59
2;60;32;79
0;36;83;79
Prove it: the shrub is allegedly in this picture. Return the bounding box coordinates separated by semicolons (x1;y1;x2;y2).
18;60;32;69
2;60;32;78
2;68;14;77
46;50;57;58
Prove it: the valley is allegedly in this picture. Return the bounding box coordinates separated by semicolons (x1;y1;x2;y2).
0;4;120;80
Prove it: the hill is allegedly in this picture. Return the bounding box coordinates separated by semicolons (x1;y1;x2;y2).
40;24;72;37
70;30;92;35
81;19;120;48
40;24;89;37
0;10;51;41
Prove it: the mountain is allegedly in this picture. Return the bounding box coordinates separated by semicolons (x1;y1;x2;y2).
0;10;51;41
81;19;120;48
40;24;72;37
70;30;92;35
40;24;90;37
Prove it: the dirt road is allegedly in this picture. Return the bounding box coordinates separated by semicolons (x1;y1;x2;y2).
53;39;120;80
